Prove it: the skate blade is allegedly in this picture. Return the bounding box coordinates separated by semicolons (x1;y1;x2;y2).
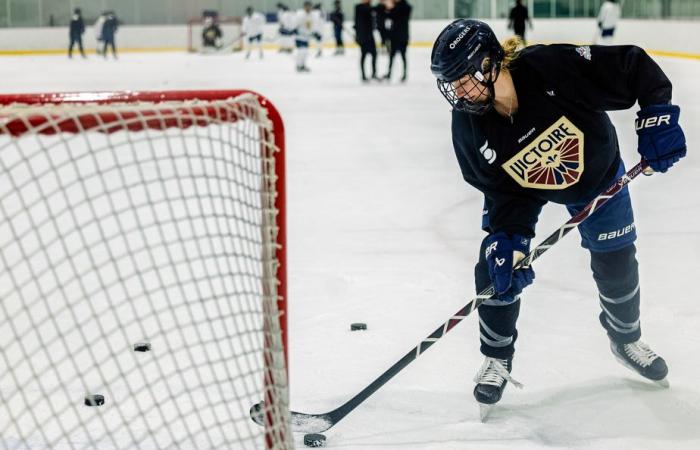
654;378;670;388
478;403;493;422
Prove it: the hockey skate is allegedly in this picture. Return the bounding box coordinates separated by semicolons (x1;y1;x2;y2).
473;357;522;421
610;340;669;387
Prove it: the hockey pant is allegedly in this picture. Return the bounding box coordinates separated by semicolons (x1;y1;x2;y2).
295;40;309;69
358;41;377;79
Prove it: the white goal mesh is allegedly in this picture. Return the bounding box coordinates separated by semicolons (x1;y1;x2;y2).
0;90;292;450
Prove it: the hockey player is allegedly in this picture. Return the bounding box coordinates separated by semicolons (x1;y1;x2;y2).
354;0;378;82
507;0;533;45
68;7;86;59
329;1;345;55
384;0;411;82
595;0;621;45
311;3;325;57
430;20;686;417
201;17;222;50
242;7;265;59
101;11;118;59
93;12;106;55
294;2;314;72
277;3;296;53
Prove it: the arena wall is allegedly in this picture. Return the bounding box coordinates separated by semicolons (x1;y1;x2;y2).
0;19;697;58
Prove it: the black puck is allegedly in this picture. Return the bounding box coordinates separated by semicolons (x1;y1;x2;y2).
84;394;105;406
133;342;152;352
303;433;326;447
350;322;367;331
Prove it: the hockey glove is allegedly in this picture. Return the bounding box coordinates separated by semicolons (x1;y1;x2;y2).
484;232;535;302
636;104;686;173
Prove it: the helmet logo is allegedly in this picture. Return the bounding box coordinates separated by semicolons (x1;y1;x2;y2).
449;27;470;49
467;43;482;60
502;116;584;190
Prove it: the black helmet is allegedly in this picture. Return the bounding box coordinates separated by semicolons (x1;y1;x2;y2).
430;19;504;114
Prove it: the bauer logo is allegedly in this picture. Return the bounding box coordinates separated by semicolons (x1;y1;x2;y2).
502;116;584;190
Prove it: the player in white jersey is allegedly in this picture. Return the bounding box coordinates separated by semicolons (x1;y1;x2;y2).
294;2;314;72
311;4;325;57
595;0;621;45
242;7;265;59
277;3;296;53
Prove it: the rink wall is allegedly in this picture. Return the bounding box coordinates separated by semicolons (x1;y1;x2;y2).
0;18;698;58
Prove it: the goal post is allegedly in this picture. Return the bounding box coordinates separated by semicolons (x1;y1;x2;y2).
0;90;292;449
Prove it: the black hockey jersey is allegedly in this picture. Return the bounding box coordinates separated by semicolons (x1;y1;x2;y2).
450;44;672;237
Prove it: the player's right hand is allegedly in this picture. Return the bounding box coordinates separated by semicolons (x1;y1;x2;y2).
484;232;535;302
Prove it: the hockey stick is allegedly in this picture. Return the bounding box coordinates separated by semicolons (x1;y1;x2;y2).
250;159;650;433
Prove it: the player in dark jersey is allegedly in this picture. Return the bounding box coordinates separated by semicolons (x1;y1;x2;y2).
430;20;686;416
507;0;532;45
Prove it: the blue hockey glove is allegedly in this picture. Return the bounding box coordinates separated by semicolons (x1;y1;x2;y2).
484;232;535;302
636;104;686;173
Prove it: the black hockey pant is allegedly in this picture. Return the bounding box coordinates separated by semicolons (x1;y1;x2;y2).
386;40;407;78
359;42;376;79
68;36;85;57
103;39;117;58
475;237;641;359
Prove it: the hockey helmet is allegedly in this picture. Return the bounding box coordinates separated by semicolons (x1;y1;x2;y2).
430;19;504;114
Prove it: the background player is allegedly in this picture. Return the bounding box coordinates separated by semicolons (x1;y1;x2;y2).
242;6;265;59
355;0;378;82
329;0;345;55
311;3;325;57
201;16;222;50
277;3;296;53
430;19;686;417
508;0;533;45
294;2;314;72
68;7;86;59
101;11;119;59
595;0;621;45
384;0;412;82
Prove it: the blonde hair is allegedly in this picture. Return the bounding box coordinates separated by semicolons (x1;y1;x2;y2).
501;36;525;71
480;35;525;76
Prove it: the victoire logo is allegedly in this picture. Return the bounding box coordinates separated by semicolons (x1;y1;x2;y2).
449;27;470;49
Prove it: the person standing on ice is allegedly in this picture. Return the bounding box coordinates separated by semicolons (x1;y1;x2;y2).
101;11;119;59
430;19;686;416
595;0;621;45
68;7;86;58
242;6;265;59
292;2;314;72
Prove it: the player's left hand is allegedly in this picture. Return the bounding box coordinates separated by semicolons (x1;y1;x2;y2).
636;104;686;173
484;232;535;302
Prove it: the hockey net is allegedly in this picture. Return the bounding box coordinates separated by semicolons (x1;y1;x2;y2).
187;17;244;53
0;90;292;450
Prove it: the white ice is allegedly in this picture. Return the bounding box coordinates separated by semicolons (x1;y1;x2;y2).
1;44;699;450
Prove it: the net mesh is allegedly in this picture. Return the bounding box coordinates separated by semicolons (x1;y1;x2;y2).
0;92;292;450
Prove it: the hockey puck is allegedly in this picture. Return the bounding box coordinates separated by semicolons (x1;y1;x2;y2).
350;322;367;331
84;394;105;407
303;433;326;447
133;342;152;352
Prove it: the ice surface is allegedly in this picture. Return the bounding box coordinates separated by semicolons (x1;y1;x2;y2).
1;45;699;449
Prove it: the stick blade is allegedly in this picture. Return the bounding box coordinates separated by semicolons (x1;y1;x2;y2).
250;402;335;433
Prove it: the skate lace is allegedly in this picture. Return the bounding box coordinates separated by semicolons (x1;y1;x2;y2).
624;341;658;367
473;357;523;389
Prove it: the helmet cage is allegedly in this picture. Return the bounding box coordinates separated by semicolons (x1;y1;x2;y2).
436;56;501;115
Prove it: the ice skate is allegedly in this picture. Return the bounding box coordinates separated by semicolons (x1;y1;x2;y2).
473;357;522;421
610;340;669;387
